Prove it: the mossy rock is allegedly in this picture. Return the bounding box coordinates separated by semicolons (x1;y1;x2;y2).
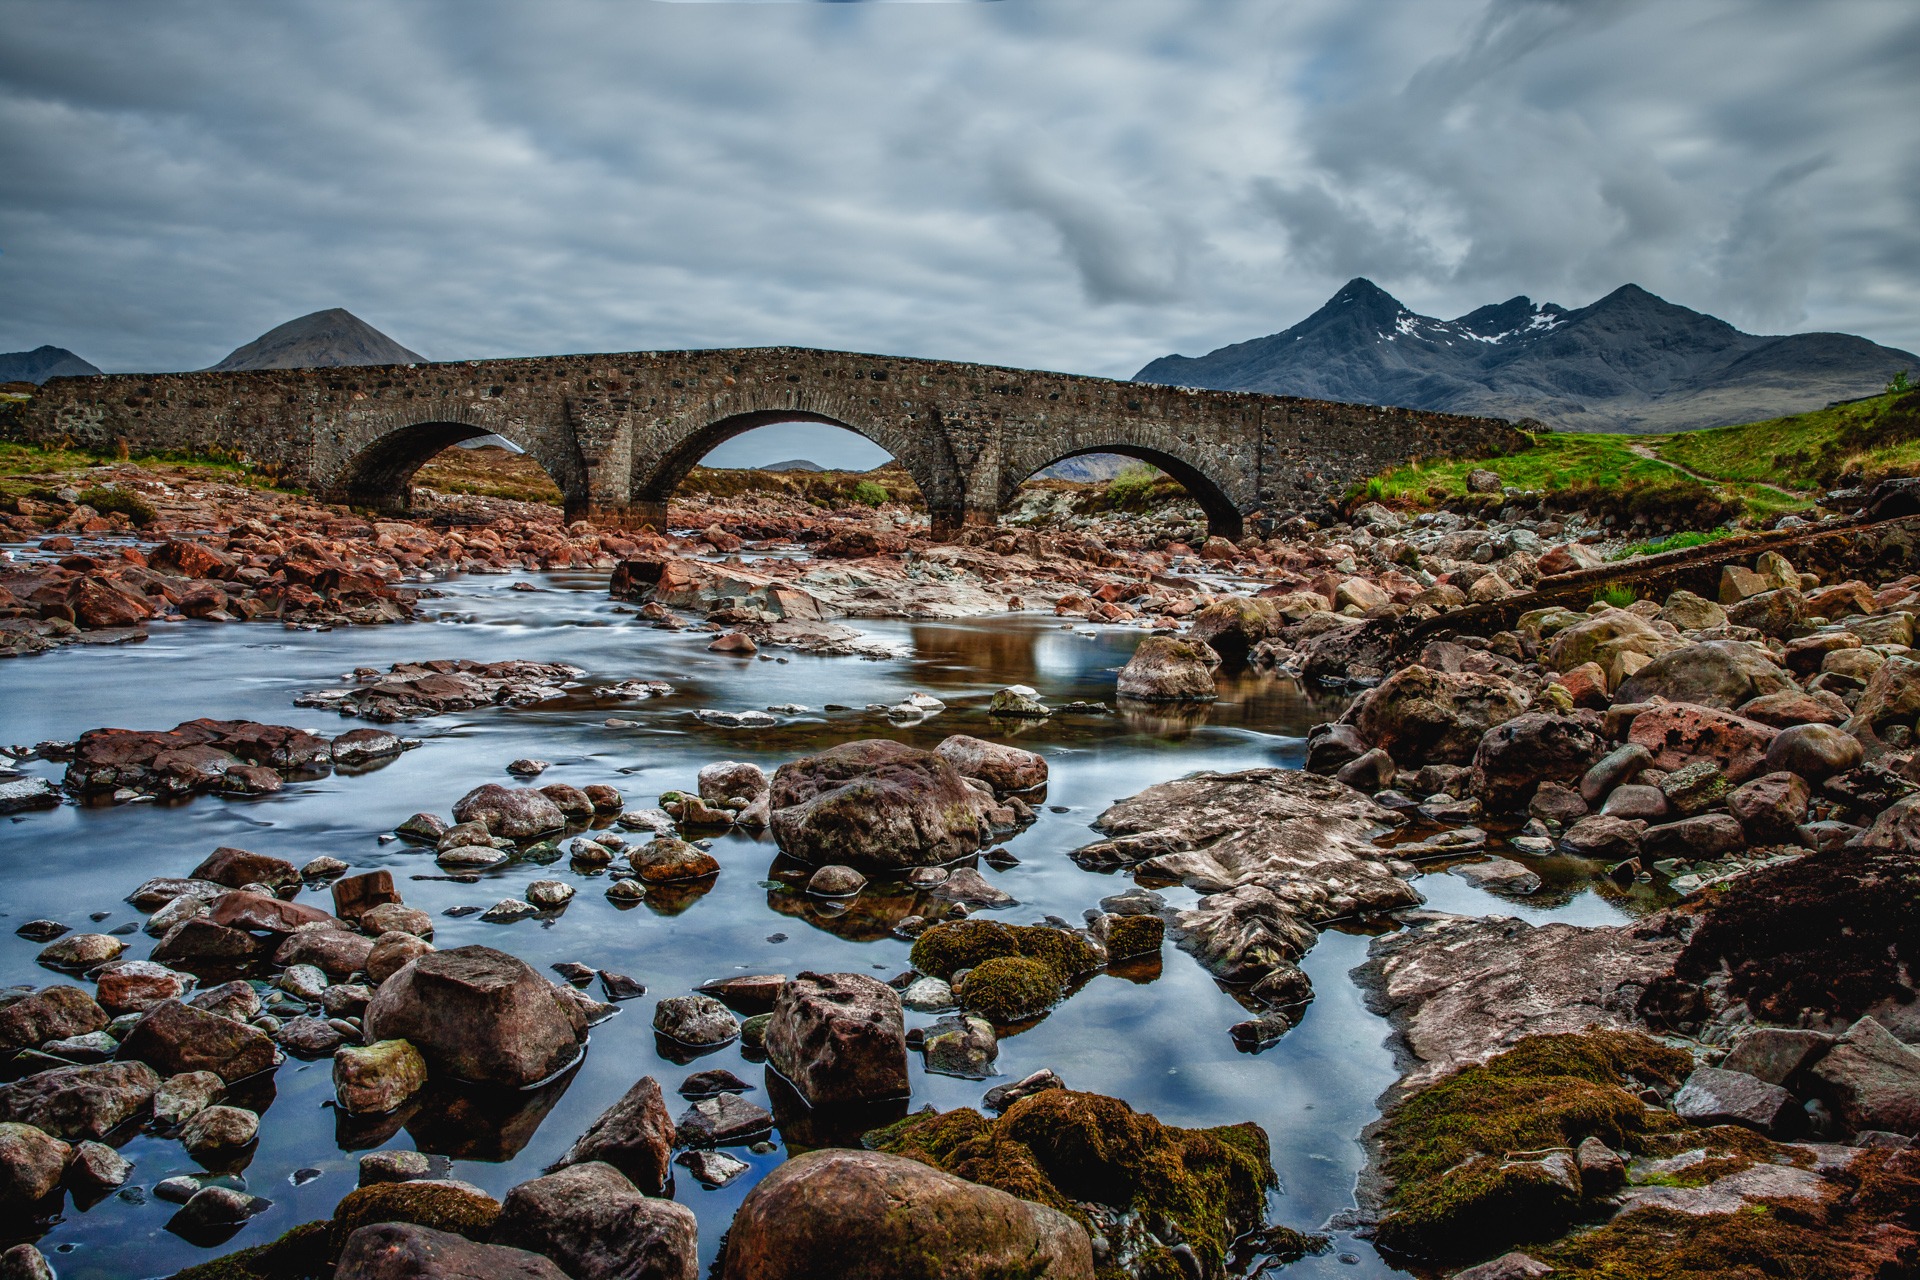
168;1221;330;1279
869;1088;1275;1278
910;919;1101;983
326;1180;501;1255
1540;1147;1920;1279
1373;1031;1694;1262
1104;915;1164;961
955;956;1061;1023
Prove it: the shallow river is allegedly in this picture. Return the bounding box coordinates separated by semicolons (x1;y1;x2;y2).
0;567;1636;1278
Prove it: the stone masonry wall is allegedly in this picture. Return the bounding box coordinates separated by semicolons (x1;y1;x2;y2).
10;346;1529;537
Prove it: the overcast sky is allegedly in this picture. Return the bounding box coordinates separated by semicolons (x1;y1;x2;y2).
4;0;1917;388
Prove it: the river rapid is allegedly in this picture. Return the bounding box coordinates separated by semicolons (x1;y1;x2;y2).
0;566;1636;1279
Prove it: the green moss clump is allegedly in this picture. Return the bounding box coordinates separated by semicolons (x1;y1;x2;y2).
168;1221;330;1279
870;1089;1276;1280
1541;1148;1920;1279
956;956;1061;1023
910;919;1101;983
326;1181;501;1255
1104;915;1164;961
76;483;156;525
1373;1031;1693;1262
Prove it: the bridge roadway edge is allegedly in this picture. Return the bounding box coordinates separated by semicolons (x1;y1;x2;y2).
8;345;1529;539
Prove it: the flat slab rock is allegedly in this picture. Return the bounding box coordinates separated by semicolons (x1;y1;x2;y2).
1081;767;1406;899
1357;910;1689;1094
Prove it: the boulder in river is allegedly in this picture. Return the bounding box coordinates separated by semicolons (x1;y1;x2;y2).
1114;636;1220;701
451;784;567;840
0;1060;159;1140
549;1075;675;1195
117;998;279;1083
335;1223;567;1280
717;1148;1093;1280
363;946;588;1088
768;739;994;869
933;734;1048;794
765;971;910;1108
492;1162;698;1280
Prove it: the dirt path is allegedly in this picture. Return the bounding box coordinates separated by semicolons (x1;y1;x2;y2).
1627;441;1812;503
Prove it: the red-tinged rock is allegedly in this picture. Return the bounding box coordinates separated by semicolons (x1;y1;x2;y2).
549;1076;676;1194
335;1223;567;1280
191;847;301;890
334;870;401;921
0;1061;159;1140
934;735;1049;794
152;539;236;579
1627;703;1779;783
151;918;268;965
209;890;340;934
67;576;157;628
95;961;193;1016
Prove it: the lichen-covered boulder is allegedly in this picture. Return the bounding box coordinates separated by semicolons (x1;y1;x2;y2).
933;734;1048;794
765;972;909;1107
717;1148;1093;1280
334;1039;429;1115
0;985;108;1051
769;740;993;869
1613;640;1798;710
1115;636;1220;701
0;1122;70;1212
364;946;588;1088
451;784;566;840
1352;664;1528;766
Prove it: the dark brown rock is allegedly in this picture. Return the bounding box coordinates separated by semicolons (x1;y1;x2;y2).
335;1223;566;1280
117;999;279;1082
0;1060;159;1139
491;1162;698;1280
0;985;108;1051
549;1076;675;1195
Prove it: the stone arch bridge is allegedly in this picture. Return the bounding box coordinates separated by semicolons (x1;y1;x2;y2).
14;346;1527;539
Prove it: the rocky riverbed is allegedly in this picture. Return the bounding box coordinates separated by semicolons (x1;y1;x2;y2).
0;465;1917;1280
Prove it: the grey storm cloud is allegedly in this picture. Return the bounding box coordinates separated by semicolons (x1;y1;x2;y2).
0;0;1915;377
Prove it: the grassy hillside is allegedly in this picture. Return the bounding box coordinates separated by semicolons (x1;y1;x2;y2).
1359;385;1918;524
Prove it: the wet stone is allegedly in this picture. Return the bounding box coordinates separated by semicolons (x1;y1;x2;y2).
675;1092;774;1147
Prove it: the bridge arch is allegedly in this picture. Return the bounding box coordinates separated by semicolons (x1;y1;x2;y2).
1002;441;1249;541
323;415;588;521
629;405;967;535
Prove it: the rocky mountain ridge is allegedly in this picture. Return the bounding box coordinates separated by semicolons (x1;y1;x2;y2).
1137;278;1919;433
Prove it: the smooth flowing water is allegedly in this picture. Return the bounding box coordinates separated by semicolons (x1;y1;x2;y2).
0;567;1636;1278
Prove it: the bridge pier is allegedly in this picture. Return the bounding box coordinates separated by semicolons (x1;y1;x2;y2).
583;500;670;532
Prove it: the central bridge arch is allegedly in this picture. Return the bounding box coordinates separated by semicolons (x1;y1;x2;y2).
629;399;969;534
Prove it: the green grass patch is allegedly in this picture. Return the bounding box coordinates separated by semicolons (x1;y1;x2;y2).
1610;528;1734;561
1591;584;1640;608
1657;387;1920;490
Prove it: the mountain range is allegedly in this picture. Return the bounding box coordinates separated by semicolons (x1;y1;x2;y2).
1135;278;1919;433
0;345;103;384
